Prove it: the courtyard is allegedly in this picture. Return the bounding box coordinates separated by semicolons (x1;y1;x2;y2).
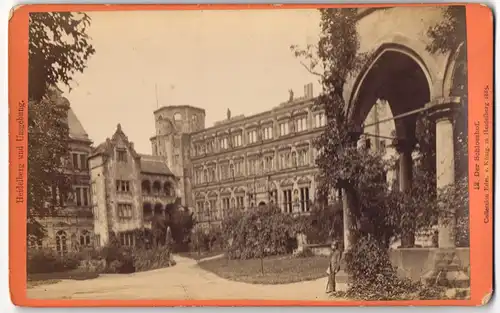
27;255;337;300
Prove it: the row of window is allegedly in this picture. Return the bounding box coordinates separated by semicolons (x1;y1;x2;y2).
120;232;134;247
95;203;136;221
54;230;92;256
114;179;176;196
71;148;129;170
193;148;314;185
195;187;311;221
117;203;133;219
71;152;88;170
282;187;311;213
193;112;326;157
116;180;131;193
51;185;91;207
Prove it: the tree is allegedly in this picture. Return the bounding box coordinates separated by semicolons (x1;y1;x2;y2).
29;12;95;101
27;91;72;241
303;201;343;244
289;7;468;298
292;8;396;244
291;7;468;248
27;12;96;240
222;204;299;260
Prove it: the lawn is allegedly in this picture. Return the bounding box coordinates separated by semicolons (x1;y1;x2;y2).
178;250;224;261
198;255;330;284
27;271;100;289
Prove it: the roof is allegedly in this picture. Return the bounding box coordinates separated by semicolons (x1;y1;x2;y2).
154;105;205;114
67;107;91;142
139;154;174;176
46;85;91;143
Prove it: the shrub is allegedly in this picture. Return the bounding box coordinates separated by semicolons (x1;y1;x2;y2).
78;258;106;273
98;231;176;273
344;236;447;300
27;249;82;274
133;247;175;272
222;205;300;259
99;233;135;273
190;228;208;252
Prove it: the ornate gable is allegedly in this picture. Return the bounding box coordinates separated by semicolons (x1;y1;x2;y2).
110;124;140;159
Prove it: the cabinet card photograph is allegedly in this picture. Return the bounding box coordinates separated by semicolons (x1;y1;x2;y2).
8;3;493;307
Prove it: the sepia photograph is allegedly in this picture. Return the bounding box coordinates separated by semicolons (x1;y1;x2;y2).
24;5;471;302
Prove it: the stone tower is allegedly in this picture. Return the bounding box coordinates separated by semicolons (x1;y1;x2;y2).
150;105;206;207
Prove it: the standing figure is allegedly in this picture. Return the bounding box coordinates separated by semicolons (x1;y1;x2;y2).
325;240;342;294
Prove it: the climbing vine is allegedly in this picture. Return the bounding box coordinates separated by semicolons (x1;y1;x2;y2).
291;7;468;299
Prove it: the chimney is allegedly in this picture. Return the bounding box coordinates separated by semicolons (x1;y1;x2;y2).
304;83;314;99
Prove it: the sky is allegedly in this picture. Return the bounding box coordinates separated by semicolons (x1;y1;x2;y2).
60;9;323;154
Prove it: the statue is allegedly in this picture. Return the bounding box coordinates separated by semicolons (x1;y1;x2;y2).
227;109;231;120
288;89;294;102
165;226;173;246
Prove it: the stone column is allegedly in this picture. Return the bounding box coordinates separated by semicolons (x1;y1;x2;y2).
435;115;456;248
395;139;415;248
399;148;413;192
421;98;469;289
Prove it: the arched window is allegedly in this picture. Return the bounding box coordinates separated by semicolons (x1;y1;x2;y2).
80;230;91;246
56;230;68;255
152;181;161;194
141;180;151;194
164;181;173;196
173;113;182;121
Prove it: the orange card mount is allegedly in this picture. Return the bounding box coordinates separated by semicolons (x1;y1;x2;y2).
9;3;493;307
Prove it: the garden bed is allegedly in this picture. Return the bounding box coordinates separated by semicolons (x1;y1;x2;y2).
198;255;329;284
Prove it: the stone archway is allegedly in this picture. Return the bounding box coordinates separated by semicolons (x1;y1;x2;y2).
349;45;432;248
351;45;432;133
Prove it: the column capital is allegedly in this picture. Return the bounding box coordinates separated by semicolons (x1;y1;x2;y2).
425;96;462;122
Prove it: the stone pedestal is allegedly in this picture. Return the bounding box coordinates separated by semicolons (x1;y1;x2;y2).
421;249;470;288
